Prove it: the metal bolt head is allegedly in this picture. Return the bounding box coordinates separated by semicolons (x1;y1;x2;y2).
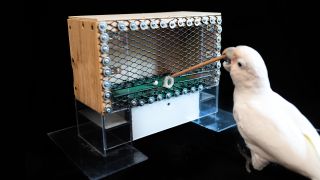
104;91;111;99
98;22;107;32
160;21;168;28
191;87;196;93
174;90;180;96
213;69;221;76
100;44;109;53
198;85;204;91
148;97;155;103
103;67;112;76
140;21;148;30
213;77;220;86
214;61;221;69
216;35;221;43
209;16;216;24
214;43;221;51
178;19;184;27
216;25;222;33
202;17;209;24
102;57;111;65
182;88;188;94
217;16;222;24
131;99;137;106
139;100;145;106
169;21;176;29
118;22;126;31
194;19;201;26
105;106;112;113
130;22;138;30
157;94;163;100
100;33;109;42
186;19;193;27
102;81;111;89
150;21;158;29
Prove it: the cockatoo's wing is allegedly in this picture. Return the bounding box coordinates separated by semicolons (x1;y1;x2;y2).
233;92;320;177
274;92;320;159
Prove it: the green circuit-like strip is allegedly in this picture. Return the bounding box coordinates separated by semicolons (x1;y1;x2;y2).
113;72;211;97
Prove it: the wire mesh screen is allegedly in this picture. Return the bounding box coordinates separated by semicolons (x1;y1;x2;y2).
102;23;221;111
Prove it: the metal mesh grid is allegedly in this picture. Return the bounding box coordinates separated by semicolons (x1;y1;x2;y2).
101;22;221;111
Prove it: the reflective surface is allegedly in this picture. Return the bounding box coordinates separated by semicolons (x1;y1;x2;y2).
48;126;148;180
193;109;236;132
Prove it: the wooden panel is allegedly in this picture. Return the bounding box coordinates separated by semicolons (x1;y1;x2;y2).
68;18;104;113
69;11;221;21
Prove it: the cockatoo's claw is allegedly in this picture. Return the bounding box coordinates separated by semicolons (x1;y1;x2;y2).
237;144;252;173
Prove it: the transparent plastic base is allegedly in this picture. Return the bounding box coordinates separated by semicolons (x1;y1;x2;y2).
193;109;236;132
48;126;148;180
47;85;237;179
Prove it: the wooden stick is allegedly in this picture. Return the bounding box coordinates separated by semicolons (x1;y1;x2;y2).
171;55;226;78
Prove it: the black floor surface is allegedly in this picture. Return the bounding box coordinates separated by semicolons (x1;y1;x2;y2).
26;123;308;180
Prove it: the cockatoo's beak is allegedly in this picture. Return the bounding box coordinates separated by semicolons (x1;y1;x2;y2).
222;47;235;72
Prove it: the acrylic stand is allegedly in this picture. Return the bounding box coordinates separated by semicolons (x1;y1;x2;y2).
48;85;235;180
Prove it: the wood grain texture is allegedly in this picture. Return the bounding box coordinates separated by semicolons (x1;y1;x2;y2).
68;18;104;113
69;11;221;21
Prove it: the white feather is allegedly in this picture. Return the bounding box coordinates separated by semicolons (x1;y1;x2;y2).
224;45;320;180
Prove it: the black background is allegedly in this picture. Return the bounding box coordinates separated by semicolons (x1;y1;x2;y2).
28;0;319;179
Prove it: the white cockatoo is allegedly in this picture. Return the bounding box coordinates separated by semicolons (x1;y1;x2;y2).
222;45;320;180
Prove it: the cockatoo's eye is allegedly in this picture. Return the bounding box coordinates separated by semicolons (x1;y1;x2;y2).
238;62;242;67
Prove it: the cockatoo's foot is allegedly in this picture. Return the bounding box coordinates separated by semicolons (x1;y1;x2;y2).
237;143;252;173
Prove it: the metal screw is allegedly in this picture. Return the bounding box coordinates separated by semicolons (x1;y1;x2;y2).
100;44;109;53
174;90;180;96
214;43;221;51
209;16;216;24
191;87;196;93
103;67;112;76
213;77;220;86
216;35;221;43
100;33;109;42
213;69;221;76
140;21;148;30
130;22;138;30
169;21;176;29
194;19;201;26
202;17;209;24
102;57;111;65
98;22;107;32
186;19;193;26
102;81;111;89
150;20;158;29
131;99;137;106
118;22;126;31
198;85;204;91
178;19;184;27
104;91;111;99
182;88;188;94
217;16;222;24
139;100;145;106
166;92;172;98
157;94;163;100
214;61;221;69
148;97;155;103
160;21;168;28
105;106;112;113
216;25;222;33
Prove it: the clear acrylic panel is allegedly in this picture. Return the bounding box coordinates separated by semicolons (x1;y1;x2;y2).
76;101;132;156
